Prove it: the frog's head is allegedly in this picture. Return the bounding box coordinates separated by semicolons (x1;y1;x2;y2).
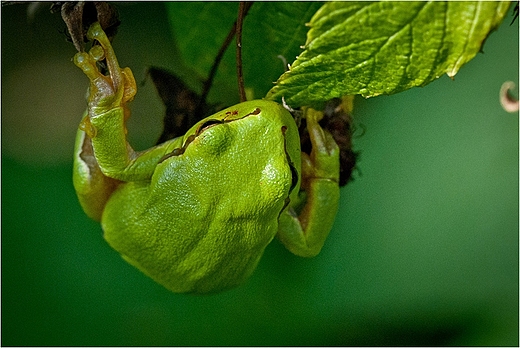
159;99;302;210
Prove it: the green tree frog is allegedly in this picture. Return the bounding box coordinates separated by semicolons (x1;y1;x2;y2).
73;22;340;294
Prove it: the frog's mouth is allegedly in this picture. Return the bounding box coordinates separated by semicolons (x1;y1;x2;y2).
158;108;261;163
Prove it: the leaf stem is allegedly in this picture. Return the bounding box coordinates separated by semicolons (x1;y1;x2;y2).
197;2;253;112
236;2;250;102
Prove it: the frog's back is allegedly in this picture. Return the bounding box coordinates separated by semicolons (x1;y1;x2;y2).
101;102;298;293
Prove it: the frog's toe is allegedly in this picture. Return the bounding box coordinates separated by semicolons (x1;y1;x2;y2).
121;67;137;102
74;52;101;80
89;45;105;63
86;22;106;42
87;22;113;53
74;51;90;66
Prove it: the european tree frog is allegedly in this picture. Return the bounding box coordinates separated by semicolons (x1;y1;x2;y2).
73;23;340;294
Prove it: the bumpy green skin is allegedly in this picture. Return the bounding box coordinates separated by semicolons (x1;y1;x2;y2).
73;23;340;294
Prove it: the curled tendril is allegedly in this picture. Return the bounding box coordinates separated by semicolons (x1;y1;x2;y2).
500;81;519;113
277;55;289;72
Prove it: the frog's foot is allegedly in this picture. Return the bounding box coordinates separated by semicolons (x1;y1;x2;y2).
74;22;136;114
300;108;340;190
276;108;340;258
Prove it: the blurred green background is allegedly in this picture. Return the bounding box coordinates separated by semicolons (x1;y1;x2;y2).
2;2;518;346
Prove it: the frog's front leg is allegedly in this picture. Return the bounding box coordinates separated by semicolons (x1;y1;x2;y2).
75;22;177;178
277;108;340;257
73;21;141;178
72;23;171;220
73;126;121;221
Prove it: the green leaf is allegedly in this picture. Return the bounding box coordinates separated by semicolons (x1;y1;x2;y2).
266;1;511;107
241;2;323;101
165;2;322;106
165;2;237;104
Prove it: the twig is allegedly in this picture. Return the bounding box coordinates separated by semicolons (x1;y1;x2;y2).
196;2;253;113
236;2;247;102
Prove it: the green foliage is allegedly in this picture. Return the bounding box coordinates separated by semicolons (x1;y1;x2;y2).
165;2;322;106
0;2;517;346
266;1;511;107
167;2;511;108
